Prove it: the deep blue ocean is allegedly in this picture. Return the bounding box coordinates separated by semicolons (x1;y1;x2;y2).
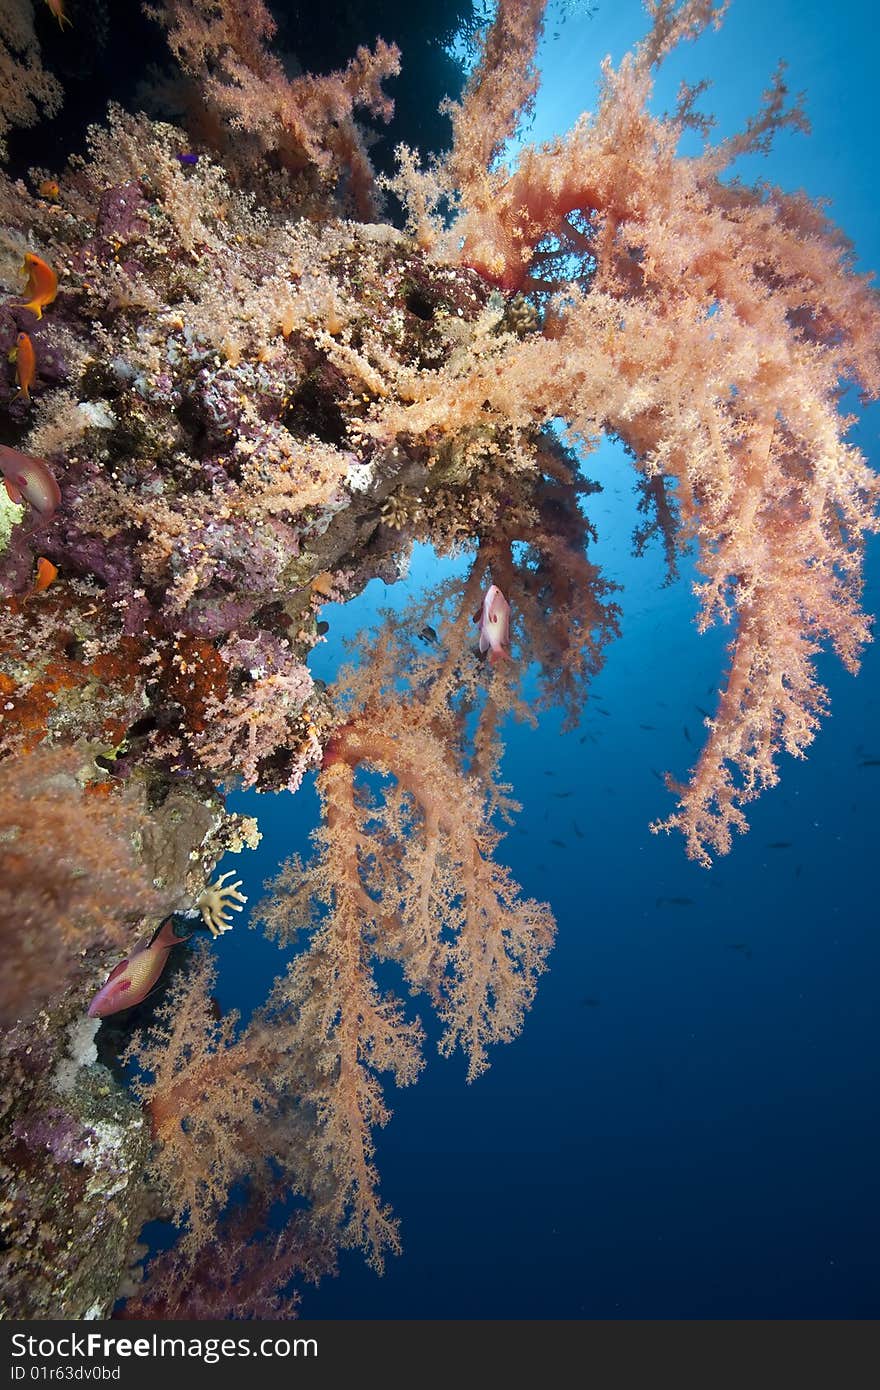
208;1;880;1318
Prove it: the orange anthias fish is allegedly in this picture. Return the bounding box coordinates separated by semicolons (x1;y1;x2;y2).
474;583;512;664
38;179;60;202
87;919;187;1019
45;0;73;29
20;252;58;320
33;557;58;592
10;331;36;402
0;444;61;517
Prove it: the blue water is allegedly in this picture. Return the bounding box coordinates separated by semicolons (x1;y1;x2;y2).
214;1;879;1317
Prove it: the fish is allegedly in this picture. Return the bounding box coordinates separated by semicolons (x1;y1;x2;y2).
87;919;187;1018
550;838;566;848
174;153;200;166
858;758;880;768
766;840;792;849
650;767;664;782
32;557;58;592
683;725;692;742
695;705;712;719
0;444;61;517
19;252;58;320
579;997;601;1008
417;624;439;646
37;179;60;201
10;331;36;402
315;620;329;635
572;819;585;839
553;791;573;798
45;0;73;28
639;723;656;730
474;583;511;664
726;943;752;959
655;895;695;907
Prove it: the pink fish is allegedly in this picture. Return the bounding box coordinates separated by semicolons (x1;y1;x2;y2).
474;583;511;664
0;444;61;518
87;919;186;1018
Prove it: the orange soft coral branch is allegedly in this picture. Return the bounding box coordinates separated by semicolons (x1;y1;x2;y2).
150;0;400;216
447;2;807;297
128;951;276;1255
320;709;555;1081
372;23;880;855
284;758;425;1267
443;0;547;194
0;0;64;161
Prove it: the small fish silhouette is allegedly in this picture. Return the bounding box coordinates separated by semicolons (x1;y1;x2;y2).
579;997;601;1009
858;758;880;768
639;723;656;730
683;725;692;743
550;838;567;848
726;942;752;959
553;791;573;799
417;624;439;646
650;767;664;782
766;840;792;849
572;820;585;839
656;896;695;908
695;705;712;719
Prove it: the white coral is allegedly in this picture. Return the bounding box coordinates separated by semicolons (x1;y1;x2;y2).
197;869;247;937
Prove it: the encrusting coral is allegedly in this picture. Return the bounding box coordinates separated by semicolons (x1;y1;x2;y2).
0;0;878;1319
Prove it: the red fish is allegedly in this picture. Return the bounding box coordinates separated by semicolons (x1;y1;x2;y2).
0;444;61;517
87;919;186;1018
474;583;512;664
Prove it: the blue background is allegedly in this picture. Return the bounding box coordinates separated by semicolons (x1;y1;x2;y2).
216;1;879;1317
